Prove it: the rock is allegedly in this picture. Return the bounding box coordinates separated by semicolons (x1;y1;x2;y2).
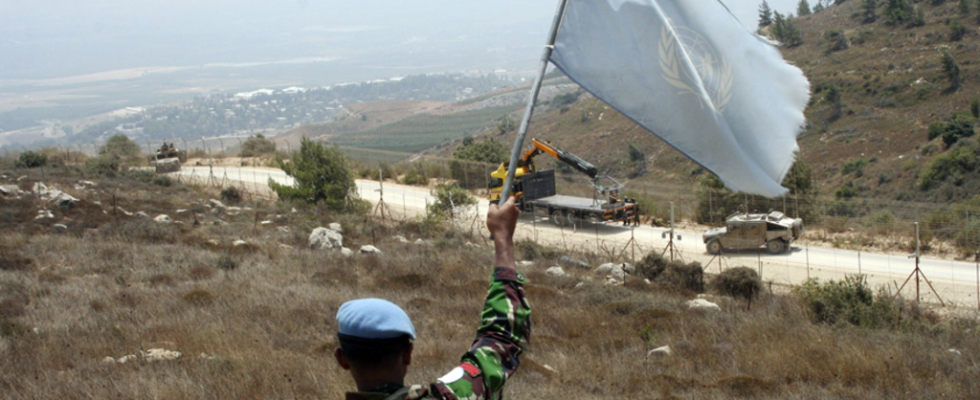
414;238;425;246
621;263;635;274
949;349;962;356
0;185;20;197
341;247;355;257
208;199;227;209
53;224;68;230
647;345;671;357
136;211;150;219
102;357;116;364
154;214;172;224
359;245;383;256
595;263;627;280
260;220;273;225
309;227;343;250
560;255;590;269
232;240;248;247
53;192;78;207
685;299;721;312
35;210;54;220
212;220;227;226
16;175;27;181
574;282;585;289
328;222;342;233
175;209;188;214
143;348;181;362
279;244;294;250
393;235;409;243
518;260;534;267
291;207;298;213
32;182;48;195
277;226;290;234
546;266;566;277
226;206;242;212
465;242;479;248
207;239;220;246
78;180;97;187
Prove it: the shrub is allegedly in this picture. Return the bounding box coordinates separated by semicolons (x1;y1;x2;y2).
516;240;559;261
269;137;361;212
656;261;704;293
793;275;898;328
710;267;763;309
635;251;669;280
220;186;242;204
99;134;142;165
240;134;276;157
182;289;215;306
15;151;47;168
841;157;869;176
84;155;120;177
401;164;429;186
215;256;238;271
151;175;172;187
427;183;476;219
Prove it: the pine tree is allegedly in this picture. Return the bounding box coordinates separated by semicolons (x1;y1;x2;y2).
863;0;877;23
814;2;826;12
941;50;961;89
759;1;774;28
798;0;813;15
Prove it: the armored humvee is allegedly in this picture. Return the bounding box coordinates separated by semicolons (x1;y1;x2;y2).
702;211;803;254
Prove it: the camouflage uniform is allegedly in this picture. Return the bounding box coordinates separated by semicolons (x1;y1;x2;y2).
345;267;531;400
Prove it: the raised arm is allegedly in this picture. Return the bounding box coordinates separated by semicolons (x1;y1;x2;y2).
431;197;531;400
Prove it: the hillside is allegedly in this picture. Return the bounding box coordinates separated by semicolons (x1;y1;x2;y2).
425;0;980;205
279;100;446;144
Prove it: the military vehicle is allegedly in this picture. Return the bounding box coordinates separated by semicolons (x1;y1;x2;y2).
702;211;803;254
151;142;184;173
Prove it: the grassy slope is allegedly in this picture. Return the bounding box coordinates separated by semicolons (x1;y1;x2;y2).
279;100;446;143
1;167;977;398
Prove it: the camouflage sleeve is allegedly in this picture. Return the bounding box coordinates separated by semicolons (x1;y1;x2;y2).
431;267;531;400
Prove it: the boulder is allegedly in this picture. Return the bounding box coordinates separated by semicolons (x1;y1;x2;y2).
595;263;627;280
260;220;273;225
685;299;721;312
0;185;21;197
328;222;343;233
359;245;383;256
393;235;409;243
53;224;68;230
518;260;534;267
35;210;54;220
233;240;248;247
560;255;590;269
175;209;188;214
310;227;343;250
208;199;227;209
341;247;355;257
546;266;566;277
154;214;172;224
277;226;290;234
136;211;150;219
53;192;78;208
414;238;426;246
279;244;294;250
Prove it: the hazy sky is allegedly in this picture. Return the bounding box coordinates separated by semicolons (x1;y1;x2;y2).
0;0;801;81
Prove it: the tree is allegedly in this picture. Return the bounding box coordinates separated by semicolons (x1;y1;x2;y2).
496;116;516;135
759;1;774;28
825;29;848;52
826;84;843;120
451;138;508;189
452;139;507;163
960;0;972;14
911;6;927;27
269;137;361;211
627;143;647;177
863;0;878;23
427;183;476;220
15;151;47;168
885;0;914;25
798;0;812;16
814;2;826;12
240;135;276;157
99;134;141;163
950;19;967;41
942;50;961;89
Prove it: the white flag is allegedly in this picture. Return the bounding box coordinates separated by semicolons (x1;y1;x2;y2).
550;0;810;197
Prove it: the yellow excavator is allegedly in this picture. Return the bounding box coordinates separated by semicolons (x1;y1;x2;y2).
489;138;635;227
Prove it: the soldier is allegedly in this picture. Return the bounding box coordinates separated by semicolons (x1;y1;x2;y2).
335;196;530;400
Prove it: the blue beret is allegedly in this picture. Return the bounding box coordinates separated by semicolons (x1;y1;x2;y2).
337;298;417;340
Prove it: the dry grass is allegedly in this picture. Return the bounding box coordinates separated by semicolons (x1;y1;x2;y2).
1;168;978;399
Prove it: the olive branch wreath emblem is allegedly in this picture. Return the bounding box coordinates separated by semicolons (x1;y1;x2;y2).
658;25;734;114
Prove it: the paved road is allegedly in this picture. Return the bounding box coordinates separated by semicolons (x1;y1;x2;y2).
174;165;980;308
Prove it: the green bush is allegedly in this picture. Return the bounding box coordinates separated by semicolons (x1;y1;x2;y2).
14;151;47;168
84;155;120;177
841;157;869;176
99;134;142;165
220;186;242;204
656;261;704;292
710;267;763;309
635;251;669;280
269;138;362;212
240;135;276;157
793;275;898;328
920;139;980;190
427;183;476;219
215;256;238;271
401;164;429;186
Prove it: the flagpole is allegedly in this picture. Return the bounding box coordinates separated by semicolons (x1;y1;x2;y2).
498;0;569;203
